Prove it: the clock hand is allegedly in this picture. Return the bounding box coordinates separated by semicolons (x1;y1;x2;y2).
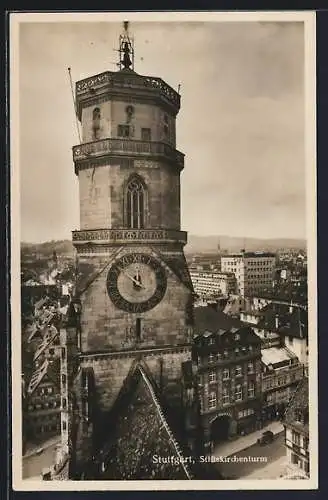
118;267;146;289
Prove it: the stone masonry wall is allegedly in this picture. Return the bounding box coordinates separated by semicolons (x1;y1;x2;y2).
78;247;192;352
78;161;180;230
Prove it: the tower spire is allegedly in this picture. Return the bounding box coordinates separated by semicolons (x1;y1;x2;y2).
118;20;134;71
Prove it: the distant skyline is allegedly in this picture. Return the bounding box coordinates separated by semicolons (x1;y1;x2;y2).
18;17;308;243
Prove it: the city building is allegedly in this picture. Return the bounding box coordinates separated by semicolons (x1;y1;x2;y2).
192;306;262;450
51;23;197;480
283;377;309;478
22;299;62;445
221;251;276;297
190;270;236;298
255;302;308;368
261;347;304;422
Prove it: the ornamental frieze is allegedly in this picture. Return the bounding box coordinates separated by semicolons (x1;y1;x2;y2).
72;228;187;244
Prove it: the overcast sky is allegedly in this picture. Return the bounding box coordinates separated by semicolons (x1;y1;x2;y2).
18;19;306;243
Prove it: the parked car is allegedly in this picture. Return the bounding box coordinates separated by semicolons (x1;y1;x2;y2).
257;430;274;445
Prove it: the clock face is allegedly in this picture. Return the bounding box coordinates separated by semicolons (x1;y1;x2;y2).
107;253;167;313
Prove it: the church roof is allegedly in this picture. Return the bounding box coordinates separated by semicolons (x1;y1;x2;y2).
92;362;192;480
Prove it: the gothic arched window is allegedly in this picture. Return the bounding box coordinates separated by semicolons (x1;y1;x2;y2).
126;176;146;229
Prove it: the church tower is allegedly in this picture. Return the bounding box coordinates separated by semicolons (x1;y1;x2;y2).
67;23;194;476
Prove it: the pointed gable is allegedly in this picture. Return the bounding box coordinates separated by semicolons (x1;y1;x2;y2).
93;362;192;480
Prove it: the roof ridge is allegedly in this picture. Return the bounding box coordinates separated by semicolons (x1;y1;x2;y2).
138;365;192;480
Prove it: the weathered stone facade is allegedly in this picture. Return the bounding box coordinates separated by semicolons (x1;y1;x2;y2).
63;64;194;478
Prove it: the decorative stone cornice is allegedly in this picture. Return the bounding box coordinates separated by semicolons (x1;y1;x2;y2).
79;345;191;362
72;228;188;246
75;70;180;118
73;138;184;174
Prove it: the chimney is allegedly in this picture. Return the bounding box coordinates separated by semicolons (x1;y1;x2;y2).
275;315;279;330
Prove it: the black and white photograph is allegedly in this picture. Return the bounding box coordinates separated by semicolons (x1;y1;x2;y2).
10;11;317;490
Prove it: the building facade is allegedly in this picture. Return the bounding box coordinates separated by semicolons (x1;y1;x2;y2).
192;307;262;450
58;26;195;479
283;378;309;478
221;252;276;297
190;270;236;298
261;347;304;422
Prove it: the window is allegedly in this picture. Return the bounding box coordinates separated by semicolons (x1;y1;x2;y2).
126;176;146;229
248;381;255;398
47;386;53;394
209;371;216;383
223;368;230;380
235;384;243;401
208;392;217;409
61;374;66;386
92;107;101;140
141;128;151;141
292;430;301;446
247;362;254;374
238;408;254;419
118;124;130;138
136;318;141;342
291;453;299;465
223;387;230;405
209;353;215;363
235;365;242;377
62;398;67;409
62;421;67;431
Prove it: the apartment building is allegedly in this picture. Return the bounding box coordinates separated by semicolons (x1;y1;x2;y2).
221;252;276;297
190;270;236;298
193;307;262;450
261;347;304;422
283;378;310;478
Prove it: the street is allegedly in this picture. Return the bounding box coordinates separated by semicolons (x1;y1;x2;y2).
217;431;286;479
22;442;58;479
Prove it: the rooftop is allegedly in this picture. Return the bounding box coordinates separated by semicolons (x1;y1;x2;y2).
257;302;308;339
261;346;297;367
194;306;244;334
221;252;276;259
91;362;192;480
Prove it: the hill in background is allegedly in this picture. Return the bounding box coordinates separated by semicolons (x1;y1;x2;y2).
21;234;306;259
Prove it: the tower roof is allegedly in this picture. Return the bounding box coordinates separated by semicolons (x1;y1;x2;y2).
88;361;192;480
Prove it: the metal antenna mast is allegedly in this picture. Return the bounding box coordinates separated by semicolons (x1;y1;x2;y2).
67;67;82;144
